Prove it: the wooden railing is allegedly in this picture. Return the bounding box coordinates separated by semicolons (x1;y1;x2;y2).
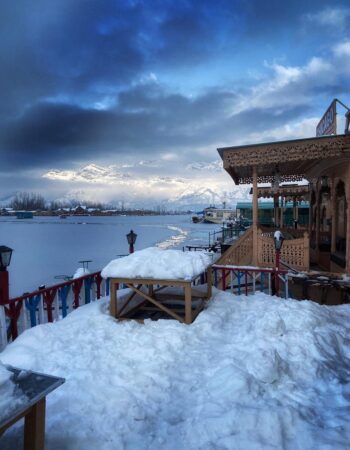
215;226;253;266
257;229;309;271
216;226;309;272
0;272;108;350
210;265;289;298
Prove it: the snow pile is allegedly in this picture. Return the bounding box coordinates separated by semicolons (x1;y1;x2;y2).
1;292;350;449
101;247;212;280
0;361;26;422
73;267;90;279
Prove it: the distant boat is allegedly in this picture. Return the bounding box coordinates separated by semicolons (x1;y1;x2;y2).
203;206;236;224
16;211;33;219
60;214;68;219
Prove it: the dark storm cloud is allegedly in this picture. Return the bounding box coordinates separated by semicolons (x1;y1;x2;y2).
1;0;350;178
0;0;146;118
0;83;311;171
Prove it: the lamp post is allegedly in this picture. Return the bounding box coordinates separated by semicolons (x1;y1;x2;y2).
0;245;13;305
273;231;284;296
126;230;137;254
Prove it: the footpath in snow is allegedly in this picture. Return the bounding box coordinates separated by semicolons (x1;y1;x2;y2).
1;291;350;450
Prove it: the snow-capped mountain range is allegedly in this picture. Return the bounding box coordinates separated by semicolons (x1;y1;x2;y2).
2;162;252;211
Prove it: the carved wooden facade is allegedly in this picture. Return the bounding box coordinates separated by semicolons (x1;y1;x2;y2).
217;227;309;271
217;134;350;273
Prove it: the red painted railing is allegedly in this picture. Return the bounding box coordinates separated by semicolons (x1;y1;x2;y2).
0;271;106;348
211;264;289;298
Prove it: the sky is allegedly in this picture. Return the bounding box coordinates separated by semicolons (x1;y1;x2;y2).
1;0;350;207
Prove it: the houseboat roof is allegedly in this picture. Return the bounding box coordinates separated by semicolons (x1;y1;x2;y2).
218;134;350;185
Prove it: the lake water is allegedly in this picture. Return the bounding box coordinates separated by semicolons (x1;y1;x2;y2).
0;215;221;296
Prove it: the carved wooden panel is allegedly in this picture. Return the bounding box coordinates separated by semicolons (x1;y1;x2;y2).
224;137;345;167
257;231;309;271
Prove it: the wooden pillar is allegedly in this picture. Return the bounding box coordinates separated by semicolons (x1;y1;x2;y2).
308;182;313;235
252;167;258;265
280;196;284;228
331;177;337;253
274;194;279;227
345;176;350;273
315;180;320;260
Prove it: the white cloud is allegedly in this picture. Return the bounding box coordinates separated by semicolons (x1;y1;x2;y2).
246;117;319;143
333;40;350;57
235;56;335;114
304;7;350;28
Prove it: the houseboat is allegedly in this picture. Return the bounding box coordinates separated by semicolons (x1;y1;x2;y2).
203;206;236;224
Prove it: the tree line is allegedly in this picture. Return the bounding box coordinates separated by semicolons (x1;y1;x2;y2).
8;192;106;211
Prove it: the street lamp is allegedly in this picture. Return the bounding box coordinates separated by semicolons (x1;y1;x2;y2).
0;245;13;305
126;230;137;254
273;231;284;295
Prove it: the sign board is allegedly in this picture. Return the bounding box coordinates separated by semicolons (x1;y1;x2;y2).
316;99;337;137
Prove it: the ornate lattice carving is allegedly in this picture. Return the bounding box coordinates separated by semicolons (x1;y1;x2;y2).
252;185;310;199
257;230;309;271
220;135;350;185
217;228;309;271
224;137;346;167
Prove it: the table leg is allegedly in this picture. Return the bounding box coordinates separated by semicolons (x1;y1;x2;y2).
24;398;46;450
110;281;117;317
184;283;192;324
207;267;212;299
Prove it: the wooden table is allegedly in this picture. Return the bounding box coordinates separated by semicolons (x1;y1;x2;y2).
0;367;65;450
110;273;212;324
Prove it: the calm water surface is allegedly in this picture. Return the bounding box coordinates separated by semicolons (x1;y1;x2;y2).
0;215;220;296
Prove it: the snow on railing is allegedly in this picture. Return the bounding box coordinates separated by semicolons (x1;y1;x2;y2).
210;264;289;298
0;272;109;350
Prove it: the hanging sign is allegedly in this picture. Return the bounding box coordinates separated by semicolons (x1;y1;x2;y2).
316;99;337;137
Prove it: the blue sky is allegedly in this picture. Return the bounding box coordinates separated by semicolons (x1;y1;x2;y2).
1;0;350;205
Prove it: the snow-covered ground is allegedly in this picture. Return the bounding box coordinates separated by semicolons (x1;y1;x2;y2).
1;291;350;449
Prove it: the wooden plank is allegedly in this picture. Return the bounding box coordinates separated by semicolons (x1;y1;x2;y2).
126;284;185;322
118;284;142;316
24;398;46;450
109;277;192;288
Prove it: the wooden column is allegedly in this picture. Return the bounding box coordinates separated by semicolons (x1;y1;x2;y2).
315;180;320;260
308;182;313;235
274;194;279;227
252;166;258;266
345;175;350;273
280;196;284;228
331;177;337;253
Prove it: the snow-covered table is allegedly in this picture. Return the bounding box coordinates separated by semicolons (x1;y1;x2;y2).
0;367;65;450
103;248;213;324
110;276;212;324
